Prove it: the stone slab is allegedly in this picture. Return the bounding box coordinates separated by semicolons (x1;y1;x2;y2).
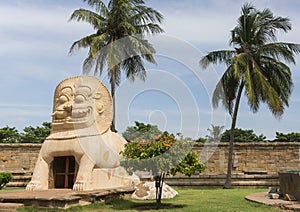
245;192;300;210
0;203;24;212
0;187;135;210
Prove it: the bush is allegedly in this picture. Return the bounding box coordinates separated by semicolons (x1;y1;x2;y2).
221;128;267;142
0;172;13;190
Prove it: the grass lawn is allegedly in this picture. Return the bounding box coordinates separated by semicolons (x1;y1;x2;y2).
0;187;24;192
16;187;285;212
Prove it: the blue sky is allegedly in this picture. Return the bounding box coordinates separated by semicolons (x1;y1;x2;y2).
0;0;299;139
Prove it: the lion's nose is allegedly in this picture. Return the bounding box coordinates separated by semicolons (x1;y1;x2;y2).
63;104;72;112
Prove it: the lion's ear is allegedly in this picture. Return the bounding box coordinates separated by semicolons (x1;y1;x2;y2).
94;92;102;100
96;102;104;114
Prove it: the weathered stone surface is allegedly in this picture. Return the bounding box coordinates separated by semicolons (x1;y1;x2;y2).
3;141;300;184
132;181;178;200
26;76;137;191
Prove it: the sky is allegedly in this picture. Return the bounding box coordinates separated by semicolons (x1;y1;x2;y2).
0;0;300;139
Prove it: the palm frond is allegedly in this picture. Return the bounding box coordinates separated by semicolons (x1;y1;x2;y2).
212;66;240;114
259;42;300;64
200;50;235;69
69;8;104;28
69;33;98;55
84;0;109;15
122;55;146;81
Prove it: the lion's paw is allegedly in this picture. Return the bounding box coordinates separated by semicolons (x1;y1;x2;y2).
26;182;40;191
73;181;85;191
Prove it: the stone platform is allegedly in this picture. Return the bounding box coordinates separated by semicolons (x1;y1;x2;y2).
245;192;300;210
0;187;134;211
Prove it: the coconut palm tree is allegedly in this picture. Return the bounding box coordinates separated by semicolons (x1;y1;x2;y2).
200;3;300;188
69;0;164;131
206;124;224;143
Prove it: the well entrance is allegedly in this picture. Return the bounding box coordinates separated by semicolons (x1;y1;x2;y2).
53;156;76;189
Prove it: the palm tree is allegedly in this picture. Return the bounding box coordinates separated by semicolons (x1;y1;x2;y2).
200;3;300;188
206;124;224;143
69;0;164;131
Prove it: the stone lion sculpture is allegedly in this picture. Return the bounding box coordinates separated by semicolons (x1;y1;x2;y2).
26;76;138;191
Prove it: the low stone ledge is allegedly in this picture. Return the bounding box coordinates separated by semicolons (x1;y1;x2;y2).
164;174;279;188
0;187;135;210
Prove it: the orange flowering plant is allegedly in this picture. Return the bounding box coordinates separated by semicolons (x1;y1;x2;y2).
120;123;205;177
120;122;205;208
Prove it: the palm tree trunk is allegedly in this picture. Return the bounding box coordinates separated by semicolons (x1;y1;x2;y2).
110;69;116;132
223;82;244;189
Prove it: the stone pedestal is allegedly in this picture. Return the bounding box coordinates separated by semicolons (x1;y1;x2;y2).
279;171;300;200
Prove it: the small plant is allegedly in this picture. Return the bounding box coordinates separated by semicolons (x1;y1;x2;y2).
0;172;13;190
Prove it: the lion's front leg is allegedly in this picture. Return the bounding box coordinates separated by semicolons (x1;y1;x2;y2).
73;155;95;191
26;155;49;190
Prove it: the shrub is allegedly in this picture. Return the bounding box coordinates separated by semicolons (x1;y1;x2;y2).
0;172;13;190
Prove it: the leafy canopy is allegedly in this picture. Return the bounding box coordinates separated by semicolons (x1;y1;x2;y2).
69;0;164;85
221;128;266;142
121;122;205;177
200;3;300;118
0;122;51;143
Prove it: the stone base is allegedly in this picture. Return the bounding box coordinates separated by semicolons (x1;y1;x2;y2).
85;167;140;190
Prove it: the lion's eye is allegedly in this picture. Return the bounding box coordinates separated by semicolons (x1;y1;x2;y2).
74;95;86;103
58;95;68;104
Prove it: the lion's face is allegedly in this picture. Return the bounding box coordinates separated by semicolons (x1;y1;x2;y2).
50;76;112;135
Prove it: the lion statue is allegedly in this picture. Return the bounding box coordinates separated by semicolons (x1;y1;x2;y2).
26;76;138;191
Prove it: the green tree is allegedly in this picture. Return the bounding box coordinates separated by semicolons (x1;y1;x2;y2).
200;3;300;188
20;122;51;143
221;128;266;142
121;123;205;209
122;121;162;141
273;132;300;142
69;0;164;131
0;126;20;143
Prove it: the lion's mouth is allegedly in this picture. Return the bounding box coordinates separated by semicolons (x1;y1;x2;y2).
52;107;92;125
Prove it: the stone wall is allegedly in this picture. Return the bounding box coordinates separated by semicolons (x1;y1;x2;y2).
194;142;300;175
1;142;300;175
0;144;41;173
